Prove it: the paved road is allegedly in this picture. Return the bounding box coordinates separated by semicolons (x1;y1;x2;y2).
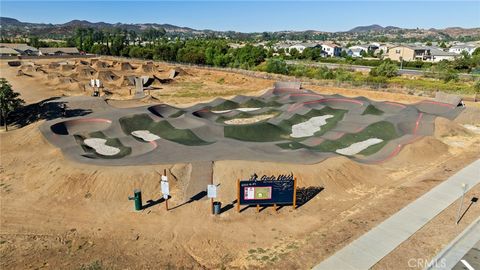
452;241;480;270
427;218;480;270
313;159;480;270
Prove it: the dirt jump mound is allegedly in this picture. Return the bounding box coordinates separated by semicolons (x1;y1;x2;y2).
74;66;97;78
117;62;136;71
118;75;137;86
60;64;75;71
96;70;120;82
93;61;109;69
141;62;156;73
168;67;189;79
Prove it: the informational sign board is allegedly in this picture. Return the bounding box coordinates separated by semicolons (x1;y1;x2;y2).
90;79;95;87
207;184;217;198
161;176;169;199
95;79;101;88
239;180;294;205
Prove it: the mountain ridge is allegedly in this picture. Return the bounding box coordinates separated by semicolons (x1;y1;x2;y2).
1;17;479;40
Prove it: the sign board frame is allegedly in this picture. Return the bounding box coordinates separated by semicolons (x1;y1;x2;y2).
161;180;169;198
238;179;296;206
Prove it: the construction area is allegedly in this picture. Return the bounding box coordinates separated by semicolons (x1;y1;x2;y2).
1;57;480;269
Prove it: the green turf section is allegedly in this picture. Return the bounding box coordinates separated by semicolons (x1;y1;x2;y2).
74;132;132;159
212;100;239;110
240;99;282;108
119;114;211;146
225;106;346;142
225;122;289;142
277;121;398;156
212;98;281;112
362;105;384;116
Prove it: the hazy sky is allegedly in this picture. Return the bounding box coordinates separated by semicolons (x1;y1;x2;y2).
1;1;479;32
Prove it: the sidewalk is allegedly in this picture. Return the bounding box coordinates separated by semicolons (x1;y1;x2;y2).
313;159;480;270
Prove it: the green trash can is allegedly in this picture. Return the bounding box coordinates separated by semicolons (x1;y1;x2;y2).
213;201;221;215
128;189;142;211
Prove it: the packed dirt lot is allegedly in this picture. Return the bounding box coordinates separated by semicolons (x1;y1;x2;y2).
1;57;480;269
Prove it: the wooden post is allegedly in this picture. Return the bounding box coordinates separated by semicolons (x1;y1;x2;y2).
293;177;297;210
211;162;214;214
273;203;277;213
256;204;260;213
237;179;240;213
165;197;169;211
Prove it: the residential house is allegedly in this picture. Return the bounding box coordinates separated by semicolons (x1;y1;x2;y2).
288;42;321;54
448;44;478;55
347;47;366;58
375;44;393;56
321;42;341;57
39;47;80;56
428;48;458;62
273;43;291;53
0;47;20;56
387;45;431;61
0;43;39;56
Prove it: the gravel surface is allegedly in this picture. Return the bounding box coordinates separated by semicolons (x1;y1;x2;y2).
131;130;161;142
335;138;383;156
224;114;276;125
83;138;121;156
212;108;260;114
290;115;334;138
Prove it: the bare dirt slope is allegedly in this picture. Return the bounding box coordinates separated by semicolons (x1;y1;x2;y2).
1;117;479;269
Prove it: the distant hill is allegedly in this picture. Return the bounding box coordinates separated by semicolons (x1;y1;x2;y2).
348;24;400;33
0;17;210;37
1;17;479;41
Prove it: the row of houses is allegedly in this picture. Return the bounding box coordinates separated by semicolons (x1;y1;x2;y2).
0;43;80;57
270;41;478;63
274;42;342;57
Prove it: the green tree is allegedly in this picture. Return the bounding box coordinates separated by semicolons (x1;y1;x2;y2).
370;61;398;78
265;58;288;74
90;44;109;55
289;48;300;58
0;78;24;132
425;61;459;83
473;79;480;95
